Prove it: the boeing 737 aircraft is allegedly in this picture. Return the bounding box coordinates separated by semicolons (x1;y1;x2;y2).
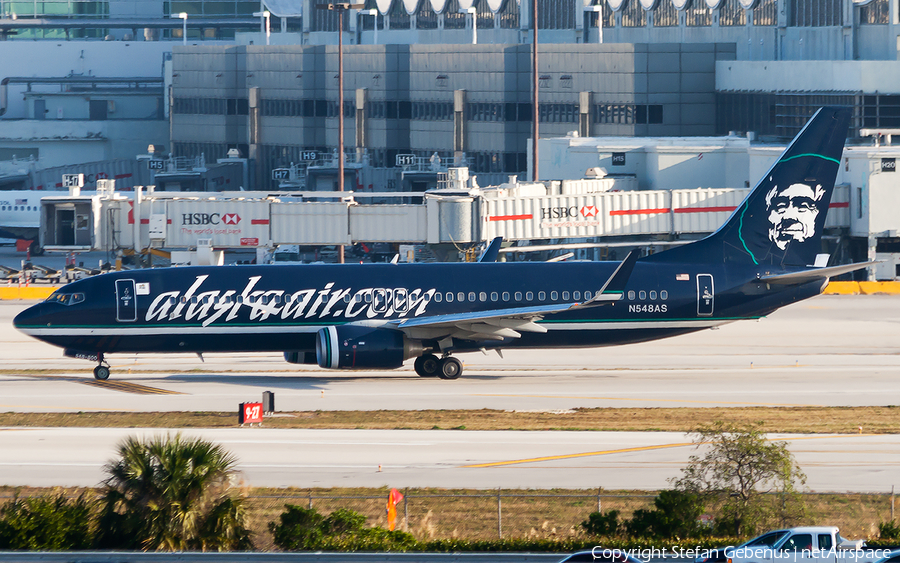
14;107;869;381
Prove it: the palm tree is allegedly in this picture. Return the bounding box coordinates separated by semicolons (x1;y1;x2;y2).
95;434;252;551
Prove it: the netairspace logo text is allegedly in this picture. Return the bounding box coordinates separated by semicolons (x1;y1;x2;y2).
590;547;894;562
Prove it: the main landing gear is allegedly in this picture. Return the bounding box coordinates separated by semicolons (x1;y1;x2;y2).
93;353;110;380
414;354;463;380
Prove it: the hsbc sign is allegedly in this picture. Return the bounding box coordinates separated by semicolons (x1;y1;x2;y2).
540;206;599;220
167;201;268;248
182;213;242;226
539;203;602;229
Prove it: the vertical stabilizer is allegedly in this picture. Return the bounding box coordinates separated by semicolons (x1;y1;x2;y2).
652;107;851;267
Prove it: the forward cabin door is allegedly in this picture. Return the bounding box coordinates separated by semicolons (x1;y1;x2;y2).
696;274;714;317
115;279;137;322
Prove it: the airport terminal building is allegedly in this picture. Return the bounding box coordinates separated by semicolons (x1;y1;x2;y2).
4;0;900;276
2;0;900;183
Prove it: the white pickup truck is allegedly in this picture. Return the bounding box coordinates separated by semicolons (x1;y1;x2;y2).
726;527;878;563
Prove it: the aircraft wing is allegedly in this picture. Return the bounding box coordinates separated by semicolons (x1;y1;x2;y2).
759;261;879;285
390;251;638;342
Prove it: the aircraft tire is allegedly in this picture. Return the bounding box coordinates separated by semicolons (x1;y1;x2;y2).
93;365;110;380
437;357;462;380
414;354;440;377
29;240;43;257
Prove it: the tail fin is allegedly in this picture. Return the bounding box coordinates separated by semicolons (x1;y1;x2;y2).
652;107;851;267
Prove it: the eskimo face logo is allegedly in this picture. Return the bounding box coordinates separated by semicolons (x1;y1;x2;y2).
765;182;825;250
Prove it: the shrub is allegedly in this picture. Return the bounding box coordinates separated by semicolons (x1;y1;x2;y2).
581;510;620;536
0;493;94;550
624;490;705;539
879;520;900;540
270;505;415;551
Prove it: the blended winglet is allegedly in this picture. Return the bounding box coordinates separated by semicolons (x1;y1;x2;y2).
579;250;639;306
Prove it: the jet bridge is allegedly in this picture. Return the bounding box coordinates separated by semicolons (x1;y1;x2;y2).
35;176;852;262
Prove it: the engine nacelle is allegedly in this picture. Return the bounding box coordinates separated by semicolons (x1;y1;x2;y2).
283;351;317;364
316;325;425;370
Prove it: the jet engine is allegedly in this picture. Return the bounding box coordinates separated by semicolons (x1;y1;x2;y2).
316;325;426;370
283;351;317;364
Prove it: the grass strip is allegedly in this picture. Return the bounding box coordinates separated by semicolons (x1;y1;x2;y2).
0;406;898;433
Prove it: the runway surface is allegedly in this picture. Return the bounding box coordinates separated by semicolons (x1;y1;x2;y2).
0;426;896;491
2;294;899;412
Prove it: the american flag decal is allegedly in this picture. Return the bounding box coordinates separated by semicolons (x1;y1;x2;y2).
15;199;26;205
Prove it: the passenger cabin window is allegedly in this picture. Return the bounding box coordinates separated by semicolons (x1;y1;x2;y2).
502;291;510;301
550;291;558;300
584;291;592;300
434;292;442;302
373;289;388;313
457;292;465;302
525;291;534;301
446;292;454;302
639;290;647;300
468;292;476;302
650;290;657;300
479;292;487;302
660;290;668;300
562;291;569;300
538;291;546;301
491;292;498;301
628;290;635;300
515;291;522;301
573;291;581;300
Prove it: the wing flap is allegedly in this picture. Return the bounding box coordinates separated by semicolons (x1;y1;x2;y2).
392;251;638;343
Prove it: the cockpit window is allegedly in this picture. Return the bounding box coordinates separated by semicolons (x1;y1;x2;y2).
45;292;85;306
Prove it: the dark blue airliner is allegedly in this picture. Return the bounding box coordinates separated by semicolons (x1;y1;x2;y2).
14;107;868;381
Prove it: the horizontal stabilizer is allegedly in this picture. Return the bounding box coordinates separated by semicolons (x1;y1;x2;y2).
759;261;879;285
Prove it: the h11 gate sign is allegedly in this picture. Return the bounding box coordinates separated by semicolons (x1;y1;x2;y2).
239;402;264;425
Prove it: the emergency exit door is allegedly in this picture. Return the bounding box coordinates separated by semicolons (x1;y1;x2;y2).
115;279;137;322
697;274;714;317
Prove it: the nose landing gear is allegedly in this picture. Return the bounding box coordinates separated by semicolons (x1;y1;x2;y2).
93;353;111;380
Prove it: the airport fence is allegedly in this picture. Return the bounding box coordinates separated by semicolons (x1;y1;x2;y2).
245;489;899;543
1;488;896;548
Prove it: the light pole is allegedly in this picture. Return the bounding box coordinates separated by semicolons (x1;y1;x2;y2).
252;10;271;44
176;12;187;45
362;8;379;44
317;2;364;263
459;6;477;44
532;0;538;181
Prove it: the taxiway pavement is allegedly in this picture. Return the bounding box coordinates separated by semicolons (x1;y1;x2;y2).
1;294;899;412
0;427;896;491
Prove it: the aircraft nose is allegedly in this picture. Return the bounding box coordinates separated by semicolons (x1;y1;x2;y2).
13;302;46;332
